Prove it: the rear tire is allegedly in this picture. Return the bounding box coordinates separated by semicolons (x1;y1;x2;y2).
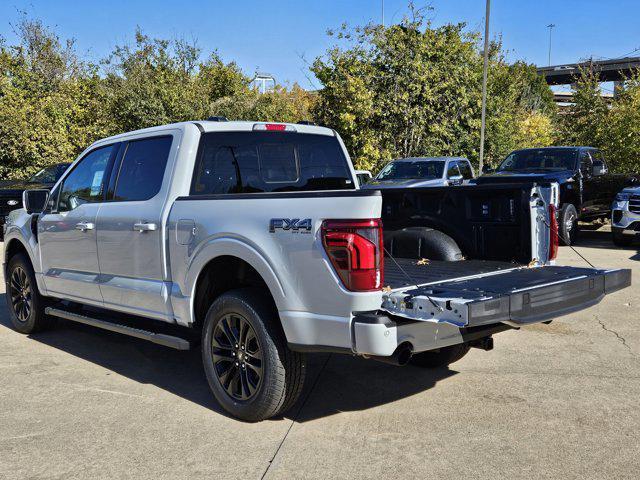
559;204;579;246
410;343;471;368
201;288;306;422
6;253;54;334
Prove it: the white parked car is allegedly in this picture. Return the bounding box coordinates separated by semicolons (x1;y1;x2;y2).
363;157;475;189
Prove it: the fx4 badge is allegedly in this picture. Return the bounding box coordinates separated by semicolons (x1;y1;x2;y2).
269;218;312;233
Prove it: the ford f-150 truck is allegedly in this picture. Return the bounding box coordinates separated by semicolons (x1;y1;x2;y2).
3;121;631;421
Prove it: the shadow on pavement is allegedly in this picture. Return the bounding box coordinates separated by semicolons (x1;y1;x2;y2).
0;292;454;422
288;354;455;423
574;229;640;260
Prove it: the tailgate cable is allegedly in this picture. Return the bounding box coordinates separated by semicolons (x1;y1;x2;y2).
541;216;596;268
383;247;444;312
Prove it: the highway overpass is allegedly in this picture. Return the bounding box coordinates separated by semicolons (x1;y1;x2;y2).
538;56;640;85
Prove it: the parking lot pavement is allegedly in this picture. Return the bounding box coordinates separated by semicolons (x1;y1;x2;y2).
1;229;638;480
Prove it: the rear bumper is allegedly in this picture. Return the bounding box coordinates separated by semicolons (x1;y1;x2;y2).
351;312;512;356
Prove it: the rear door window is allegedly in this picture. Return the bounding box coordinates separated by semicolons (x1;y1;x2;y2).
113;136;173;202
191;132;354;194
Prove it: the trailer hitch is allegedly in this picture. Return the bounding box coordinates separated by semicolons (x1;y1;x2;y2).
469;336;494;351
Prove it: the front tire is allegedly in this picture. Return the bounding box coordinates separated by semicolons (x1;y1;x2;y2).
201;288;306;422
559;203;579;246
6;253;53;334
410;343;471;368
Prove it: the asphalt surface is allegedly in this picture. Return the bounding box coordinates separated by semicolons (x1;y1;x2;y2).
1;229;638;479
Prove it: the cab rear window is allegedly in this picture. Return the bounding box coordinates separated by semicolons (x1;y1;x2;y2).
190;132;354;194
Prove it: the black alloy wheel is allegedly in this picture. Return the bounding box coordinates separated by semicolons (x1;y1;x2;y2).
212;313;263;401
6;253;54;334
9;266;32;323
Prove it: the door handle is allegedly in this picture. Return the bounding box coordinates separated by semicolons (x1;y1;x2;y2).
75;222;95;231
133;222;158;232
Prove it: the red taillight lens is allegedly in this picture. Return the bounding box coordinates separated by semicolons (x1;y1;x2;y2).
265;123;287;131
549;204;559;261
321;219;384;291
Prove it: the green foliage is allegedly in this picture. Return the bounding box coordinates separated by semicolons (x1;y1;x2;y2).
312;8;556;172
0;17;107;179
212;84;316;124
0;17;313;180
559;68;640;174
0;10;637;180
605;75;640;173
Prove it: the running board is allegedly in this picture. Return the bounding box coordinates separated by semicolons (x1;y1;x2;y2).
45;307;191;350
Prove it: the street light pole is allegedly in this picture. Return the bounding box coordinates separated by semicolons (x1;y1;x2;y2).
382;0;385;27
547;23;555;66
479;0;490;174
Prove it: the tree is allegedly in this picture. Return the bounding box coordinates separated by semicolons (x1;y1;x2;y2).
0;16;105;179
560;67;608;148
0;17;314;180
212;83;317;123
312;8;556;172
599;74;640;173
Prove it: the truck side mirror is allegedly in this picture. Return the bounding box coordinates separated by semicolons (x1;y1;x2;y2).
448;174;463;185
481;164;494;174
23;189;49;214
592;160;607;177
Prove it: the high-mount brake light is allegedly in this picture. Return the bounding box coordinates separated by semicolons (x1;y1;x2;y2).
548;204;559;261
321;219;384;292
252;123;296;132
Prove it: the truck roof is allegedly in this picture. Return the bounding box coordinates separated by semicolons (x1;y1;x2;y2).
511;146;595;152
391;156;469;163
92;120;336;146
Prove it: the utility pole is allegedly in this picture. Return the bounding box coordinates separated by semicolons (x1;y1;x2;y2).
547;23;555;66
381;0;385;27
479;0;490;174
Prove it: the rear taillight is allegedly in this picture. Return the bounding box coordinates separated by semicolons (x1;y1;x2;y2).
548;204;559;261
321;219;384;291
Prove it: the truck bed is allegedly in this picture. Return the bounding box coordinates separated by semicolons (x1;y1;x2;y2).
385;258;520;290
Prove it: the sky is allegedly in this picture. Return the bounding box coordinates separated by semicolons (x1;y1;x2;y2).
0;0;638;89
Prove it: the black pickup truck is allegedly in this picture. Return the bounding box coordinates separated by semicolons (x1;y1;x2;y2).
475;147;636;245
0;163;70;240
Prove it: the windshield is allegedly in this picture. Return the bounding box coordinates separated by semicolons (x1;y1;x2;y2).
376;160;445;181
497;149;577;172
28;164;70;183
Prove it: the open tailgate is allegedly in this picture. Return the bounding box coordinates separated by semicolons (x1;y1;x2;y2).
381;266;631;327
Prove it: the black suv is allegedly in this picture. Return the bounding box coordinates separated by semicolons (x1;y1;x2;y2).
0;163;70;240
475;147;635;245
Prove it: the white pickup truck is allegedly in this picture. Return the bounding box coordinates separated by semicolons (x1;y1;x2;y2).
3;120;631;421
